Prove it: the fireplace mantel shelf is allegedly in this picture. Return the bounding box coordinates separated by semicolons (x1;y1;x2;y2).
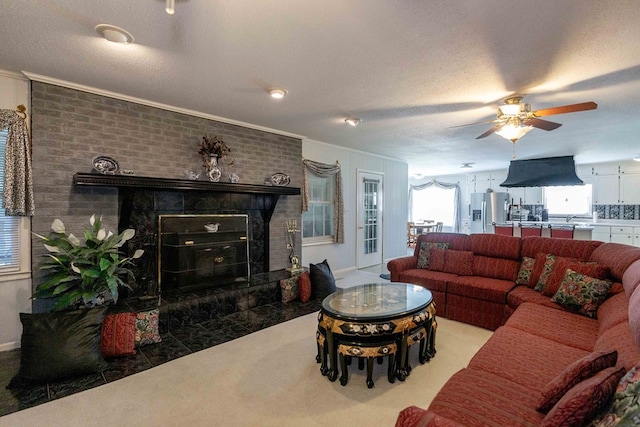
73;173;300;196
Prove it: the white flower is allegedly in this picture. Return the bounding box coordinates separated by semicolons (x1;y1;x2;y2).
89;214;96;226
44;244;60;253
132;249;145;259
68;233;80;246
106;231;113;239
97;229;106;241
71;262;81;274
116;229;136;247
51;218;65;234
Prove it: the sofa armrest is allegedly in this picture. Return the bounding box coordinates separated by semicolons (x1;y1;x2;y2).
387;256;418;282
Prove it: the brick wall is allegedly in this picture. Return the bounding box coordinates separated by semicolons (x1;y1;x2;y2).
30;82;302;290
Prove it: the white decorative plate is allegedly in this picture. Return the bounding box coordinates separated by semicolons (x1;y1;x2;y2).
92;156;120;174
270;172;290;186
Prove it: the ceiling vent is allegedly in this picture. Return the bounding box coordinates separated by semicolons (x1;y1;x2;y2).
500;155;584;187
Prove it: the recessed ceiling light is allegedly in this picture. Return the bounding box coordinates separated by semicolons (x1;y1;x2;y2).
461;163;474;169
95;24;134;44
345;118;361;126
268;88;288;99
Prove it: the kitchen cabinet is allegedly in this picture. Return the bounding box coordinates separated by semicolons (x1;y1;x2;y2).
610;226;633;245
620;174;640;204
589;163;640;205
591;225;611;243
506;187;542;205
634;227;640;248
592;175;619;204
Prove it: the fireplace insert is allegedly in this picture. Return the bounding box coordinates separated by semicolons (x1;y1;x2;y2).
158;214;250;294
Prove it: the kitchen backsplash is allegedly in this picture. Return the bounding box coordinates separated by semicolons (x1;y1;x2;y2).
521;205;640;221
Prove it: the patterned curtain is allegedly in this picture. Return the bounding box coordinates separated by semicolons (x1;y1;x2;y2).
409;180;461;233
302;159;344;244
0;109;35;216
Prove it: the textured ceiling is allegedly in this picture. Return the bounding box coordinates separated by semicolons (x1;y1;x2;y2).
1;1;639;176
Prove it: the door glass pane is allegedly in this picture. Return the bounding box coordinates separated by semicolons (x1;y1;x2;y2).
363;178;379;255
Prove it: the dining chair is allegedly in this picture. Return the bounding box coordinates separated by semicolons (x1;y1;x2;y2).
519;223;543;237
549;224;575;239
407;222;419;247
493;223;514;236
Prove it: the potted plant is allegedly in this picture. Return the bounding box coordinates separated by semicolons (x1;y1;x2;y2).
33;214;144;311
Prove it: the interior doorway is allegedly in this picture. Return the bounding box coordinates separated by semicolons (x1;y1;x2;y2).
357;171;383;268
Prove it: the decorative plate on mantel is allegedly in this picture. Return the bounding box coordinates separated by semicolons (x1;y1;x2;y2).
92;156;120;175
270;172;290;186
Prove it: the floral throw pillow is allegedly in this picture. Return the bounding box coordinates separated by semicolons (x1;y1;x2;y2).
280;276;299;303
416;242;449;269
135;309;162;347
592;361;640;426
551;269;613;319
516;256;536;286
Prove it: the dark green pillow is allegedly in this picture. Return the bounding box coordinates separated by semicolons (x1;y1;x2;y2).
8;306;109;387
310;259;337;299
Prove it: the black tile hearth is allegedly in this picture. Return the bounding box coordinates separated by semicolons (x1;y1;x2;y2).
0;299;322;418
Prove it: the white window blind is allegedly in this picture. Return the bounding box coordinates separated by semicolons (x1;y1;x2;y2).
0;130;21;272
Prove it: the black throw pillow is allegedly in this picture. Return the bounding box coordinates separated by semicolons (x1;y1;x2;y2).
8;306;109;388
310;259;337;299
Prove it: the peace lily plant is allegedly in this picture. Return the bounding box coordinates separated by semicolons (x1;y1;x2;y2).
34;214;144;311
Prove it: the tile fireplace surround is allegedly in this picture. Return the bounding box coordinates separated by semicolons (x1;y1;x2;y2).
73;172;300;299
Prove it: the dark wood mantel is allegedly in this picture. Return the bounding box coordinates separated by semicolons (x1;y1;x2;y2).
73;173;300;196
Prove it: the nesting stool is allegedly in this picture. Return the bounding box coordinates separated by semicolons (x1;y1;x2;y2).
338;340;397;388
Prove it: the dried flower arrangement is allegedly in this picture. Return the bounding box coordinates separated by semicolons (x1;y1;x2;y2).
198;135;231;168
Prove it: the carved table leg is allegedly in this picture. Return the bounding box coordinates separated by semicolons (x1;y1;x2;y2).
339;353;349;386
366;358;375;388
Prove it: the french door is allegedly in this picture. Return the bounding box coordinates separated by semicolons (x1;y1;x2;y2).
357;171;383;268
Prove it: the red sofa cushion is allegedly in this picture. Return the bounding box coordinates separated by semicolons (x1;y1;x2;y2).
542;258;609;297
443;250;474;276
507;286;564;311
417;242;449;269
447;276;515;303
468;326;589;391
397;269;453;293
536;350;618;412
473;256;520;282
521;237;602;261
622;259;640;297
467;233;521;260
541;366;625;427
426;368;544;426
594;321;640;371
505;303;597;351
597;292;629;335
590;243;640;283
415;232;469;256
427;247;447;271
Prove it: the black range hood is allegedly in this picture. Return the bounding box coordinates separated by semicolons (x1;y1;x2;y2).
500;155;584;187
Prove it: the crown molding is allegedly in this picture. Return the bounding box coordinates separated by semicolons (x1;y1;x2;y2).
0;69;28;80
21;71;306;140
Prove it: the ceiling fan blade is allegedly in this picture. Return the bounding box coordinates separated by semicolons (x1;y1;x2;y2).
523;118;562;131
476;124;503;139
532;102;597;117
446;119;498;129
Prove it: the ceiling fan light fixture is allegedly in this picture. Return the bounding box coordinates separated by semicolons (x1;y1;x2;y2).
95;24;134;44
165;0;175;15
498;104;521;116
345;118;361;126
495;123;533;142
268;88;288;99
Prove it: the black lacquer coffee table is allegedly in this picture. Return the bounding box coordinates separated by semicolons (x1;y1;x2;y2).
316;283;436;388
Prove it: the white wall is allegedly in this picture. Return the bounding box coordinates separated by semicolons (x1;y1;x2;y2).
301;139;408;272
0;70;32;351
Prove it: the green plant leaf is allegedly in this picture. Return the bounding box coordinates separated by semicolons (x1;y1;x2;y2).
82;268;101;279
99;257;111;271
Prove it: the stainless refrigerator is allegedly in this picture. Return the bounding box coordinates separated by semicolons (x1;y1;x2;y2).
470;192;509;234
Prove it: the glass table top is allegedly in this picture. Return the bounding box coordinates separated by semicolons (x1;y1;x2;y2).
321;283;432;320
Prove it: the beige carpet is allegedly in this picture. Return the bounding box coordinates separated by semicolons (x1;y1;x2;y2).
0;272;493;427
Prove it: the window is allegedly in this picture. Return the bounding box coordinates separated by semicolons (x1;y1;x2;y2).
544;184;593;216
411;186;455;227
302;173;335;242
0;130;22;274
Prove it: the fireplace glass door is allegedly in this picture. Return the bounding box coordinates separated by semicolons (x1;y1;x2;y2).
158;214;250;294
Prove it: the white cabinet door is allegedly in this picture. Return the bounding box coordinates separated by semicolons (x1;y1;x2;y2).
611;233;633;245
634;227;640;248
592;164;620;175
524;187;543;204
508;187;525;205
592;175;619;204
591;226;611;243
620;174;640;204
474;172;492;193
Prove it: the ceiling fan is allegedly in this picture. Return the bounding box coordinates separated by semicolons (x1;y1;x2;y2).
462;96;598;143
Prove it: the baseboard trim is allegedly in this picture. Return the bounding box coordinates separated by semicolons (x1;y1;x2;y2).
0;341;20;352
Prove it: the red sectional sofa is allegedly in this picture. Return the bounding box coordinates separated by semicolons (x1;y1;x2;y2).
390;232;640;426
